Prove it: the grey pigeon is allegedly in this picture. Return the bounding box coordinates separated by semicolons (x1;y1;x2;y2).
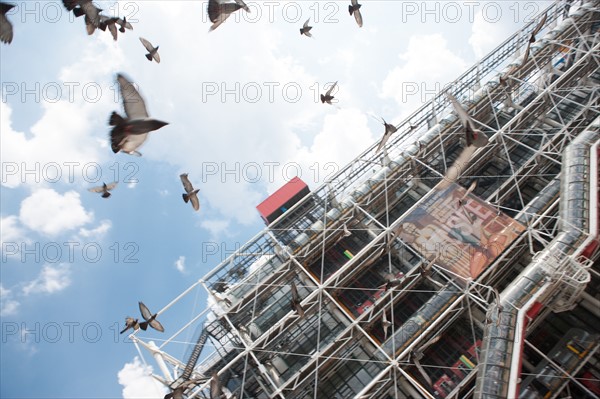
116;16;132;33
210;372;224;399
139;37;160;63
349;0;363;27
380;273;404;291
62;0;102;35
446;92;488;148
138;301;164;332
375;117;398;153
0;2;15;44
98;15;119;40
109;73;169;156
320;81;337;104
300;18;312;37
207;0;250;32
458;180;477;207
120;317;140;334
529;12;547;42
382;310;392;340
180;173;200;211
290;282;305;318
88;181;118;198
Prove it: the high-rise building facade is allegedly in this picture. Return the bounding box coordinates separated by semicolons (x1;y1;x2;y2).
131;1;600;398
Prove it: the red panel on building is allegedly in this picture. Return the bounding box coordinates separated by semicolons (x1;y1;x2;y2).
256;177;310;225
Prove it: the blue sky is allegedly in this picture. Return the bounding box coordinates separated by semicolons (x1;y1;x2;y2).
0;1;553;397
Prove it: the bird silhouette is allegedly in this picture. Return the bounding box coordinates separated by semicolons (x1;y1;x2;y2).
120;317;140;334
380;273;404;291
320;81;337;104
138;301;164;332
374;117;398;153
207;0;250;32
290;282;305;318
116;16;132;33
62;0;102;35
349;0;363;27
458;180;477;207
210;372;224;399
180;173;200;211
109;73;169;156
98;15;119;40
300;18;313;37
88;182;118;198
446;92;488;148
382;310;392;340
0;2;15;44
139;37;160;63
529;12;547;42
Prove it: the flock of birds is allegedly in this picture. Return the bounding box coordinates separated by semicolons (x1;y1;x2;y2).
1;1;553;397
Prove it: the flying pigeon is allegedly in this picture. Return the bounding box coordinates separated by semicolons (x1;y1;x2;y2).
458;180;477;207
529;12;547;42
109;73;169;156
375;118;398;153
343;223;351;237
300;18;312;37
120;317;140;334
0;2;15;44
88;181;118;198
382;310;392;340
180;173;200;211
62;0;102;34
320;81;337;104
98;15;119;40
116;16;132;32
207;0;250;32
210;372;224;399
164;378;203;399
290;282;305;318
499;41;531;86
138;301;165;332
349;0;363;27
446;92;488;148
139;37;160;63
380;273;404;291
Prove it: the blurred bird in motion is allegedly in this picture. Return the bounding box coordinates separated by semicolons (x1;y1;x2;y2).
290;282;305;318
320;81;337;104
109;73;169;156
0;2;15;44
349;0;363;27
374;117;398;153
62;0;102;35
207;0;250;32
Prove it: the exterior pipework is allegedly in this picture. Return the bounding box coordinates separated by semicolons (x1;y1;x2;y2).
474;117;600;399
515;177;561;225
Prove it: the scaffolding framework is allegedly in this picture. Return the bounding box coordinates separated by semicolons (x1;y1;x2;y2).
129;1;600;398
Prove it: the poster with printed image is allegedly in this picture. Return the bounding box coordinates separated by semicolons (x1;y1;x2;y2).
395;183;526;284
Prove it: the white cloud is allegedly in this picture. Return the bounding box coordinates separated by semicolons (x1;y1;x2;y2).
0;284;19;317
174;255;186;274
0;215;28;248
77;219;112;240
381;34;468;118
19;189;93;237
22;264;71;296
200;219;231;240
118;356;167;399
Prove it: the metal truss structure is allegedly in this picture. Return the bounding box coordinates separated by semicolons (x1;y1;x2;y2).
129;1;600;398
